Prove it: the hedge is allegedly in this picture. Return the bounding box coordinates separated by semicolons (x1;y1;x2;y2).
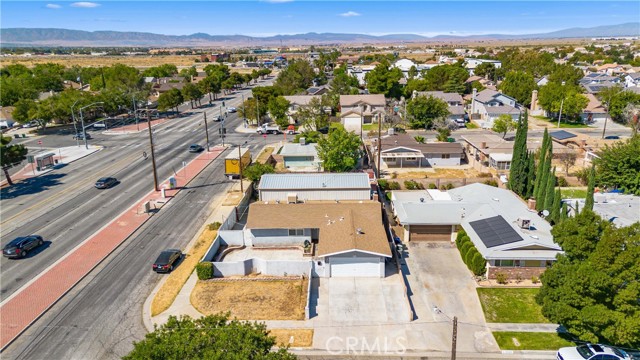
455;231;487;277
196;262;213;280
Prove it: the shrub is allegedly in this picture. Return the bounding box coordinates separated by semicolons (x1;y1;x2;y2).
378;179;389;191
472;252;486;276
478;172;492;178
390;172;398;179
531;276;540;284
404;180;417;190
208;222;221;231
387;181;401;190
464;247;477;266
445;183;454;190
574;167;590;185
495;272;508;284
459;242;472;261
556;176;568;187
456;229;467;242
414;135;425;143
428;183;437;189
484;179;499;187
515;274;523;283
196;262;213;280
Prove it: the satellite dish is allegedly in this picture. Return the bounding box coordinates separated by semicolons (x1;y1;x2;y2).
542;210;550;217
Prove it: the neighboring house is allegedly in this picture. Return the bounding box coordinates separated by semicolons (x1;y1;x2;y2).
377;134;463;168
413;91;466;125
391;183;563;280
257;173;371;202
624;73;640;88
535;76;549;87
201;53;229;62
581;94;608;123
464;58;502;76
591;193;640;228
306;86;328;96
392;58;417;78
278;143;322;172
347;65;376;86
579;73;622;85
339;94;386;134
582;81;618;94
245;202;392;277
470;89;522;128
282;95;325;124
63;80;90;91
151;77;186;96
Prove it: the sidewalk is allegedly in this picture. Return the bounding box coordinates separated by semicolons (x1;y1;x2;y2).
487;323;565;333
0;146;227;350
235;123;258;134
0;145;102;187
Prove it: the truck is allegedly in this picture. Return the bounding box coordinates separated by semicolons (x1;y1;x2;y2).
224;147;252;178
256;123;281;134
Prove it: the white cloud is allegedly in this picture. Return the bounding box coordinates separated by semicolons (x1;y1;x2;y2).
70;2;101;8
339;11;361;17
46;4;61;9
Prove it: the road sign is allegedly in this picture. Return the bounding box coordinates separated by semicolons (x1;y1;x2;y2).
38;140;42;145
263;134;267;139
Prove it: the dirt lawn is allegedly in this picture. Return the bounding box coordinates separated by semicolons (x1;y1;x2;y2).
394;168;483;179
269;329;314;347
191;277;309;320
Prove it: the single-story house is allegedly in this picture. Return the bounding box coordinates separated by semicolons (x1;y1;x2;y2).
377;134;463;168
245;202;392;277
257;173;372;202
279;143;321;171
391;183;563;279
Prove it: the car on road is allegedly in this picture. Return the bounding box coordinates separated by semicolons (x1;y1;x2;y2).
152;249;182;273
557;344;631;360
2;235;44;259
256;124;281;134
214;116;224;122
189;144;204;153
22;120;39;128
604;135;620;140
226;107;237;113
73;133;92;140
92;122;107;129
95;177;118;189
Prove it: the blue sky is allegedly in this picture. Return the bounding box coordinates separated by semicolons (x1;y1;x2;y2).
1;1;638;37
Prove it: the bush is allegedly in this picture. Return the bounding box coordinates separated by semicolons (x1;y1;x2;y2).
390;172;398;179
531;276;540;284
456;229;467;243
464;247;477;266
459;242;472;261
196;262;213;280
556;176;568;187
495;272;508;284
445;183;454;190
208;222;221;231
378;179;389;191
472;252;486;276
478;172;492;178
414;135;425;143
387;181;401;190
484;179;499;187
428;183;437;189
403;180;424;190
575;167;590;185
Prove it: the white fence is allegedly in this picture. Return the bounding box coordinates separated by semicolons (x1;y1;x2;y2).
213;258;312;277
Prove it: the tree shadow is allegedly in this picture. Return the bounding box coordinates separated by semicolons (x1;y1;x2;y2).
0;173;67;200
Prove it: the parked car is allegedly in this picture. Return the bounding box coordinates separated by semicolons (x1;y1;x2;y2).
604;135;620;140
189;144;204;153
2;235;44;259
317;126;329;134
92;122;107;129
557;344;631;360
152;249;182;273
73;133;92;140
226;107;237;113
256;124;281;134
95;177;118;189
22;120;39;128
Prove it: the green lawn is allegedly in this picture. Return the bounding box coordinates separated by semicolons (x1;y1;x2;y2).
477;288;550;323
561;188;587;199
493;332;577;350
533;115;589;128
466;122;479;129
362;123;378;131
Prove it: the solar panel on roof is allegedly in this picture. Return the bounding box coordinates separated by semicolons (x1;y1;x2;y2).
469;216;523;248
549;130;577;141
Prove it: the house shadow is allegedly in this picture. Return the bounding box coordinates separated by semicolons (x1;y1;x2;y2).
307;277;320;319
0;173;67;200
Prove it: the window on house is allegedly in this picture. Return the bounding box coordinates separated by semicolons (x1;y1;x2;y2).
288;229;304;236
405;157;416;161
441;154;451;159
495;260;514;267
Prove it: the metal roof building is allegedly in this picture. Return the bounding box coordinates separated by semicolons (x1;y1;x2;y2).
257;173;371;202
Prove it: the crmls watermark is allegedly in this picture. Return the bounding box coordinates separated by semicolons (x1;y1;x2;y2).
325;336;407;355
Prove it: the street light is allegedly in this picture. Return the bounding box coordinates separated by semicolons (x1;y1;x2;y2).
71;99;82;147
79;101;104;150
557;81;566;128
602;86;623;139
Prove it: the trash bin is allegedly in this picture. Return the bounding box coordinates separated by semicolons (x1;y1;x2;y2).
14;134;20;139
21;134;26;138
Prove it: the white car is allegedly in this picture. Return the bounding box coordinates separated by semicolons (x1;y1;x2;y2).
22;121;39;128
226;107;237;113
557;344;631;360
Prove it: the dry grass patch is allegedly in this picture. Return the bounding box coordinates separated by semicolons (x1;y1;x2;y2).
255;147;275;164
269;329;314;347
150;228;217;316
191;277;308;320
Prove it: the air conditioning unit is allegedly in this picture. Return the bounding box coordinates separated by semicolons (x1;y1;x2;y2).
517;218;531;229
287;193;298;204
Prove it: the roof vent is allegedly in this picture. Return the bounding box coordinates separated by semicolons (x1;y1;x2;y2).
419;198;425;203
529;235;539;240
517;218;531;229
492;198;500;201
322;183;327;187
356;228;364;234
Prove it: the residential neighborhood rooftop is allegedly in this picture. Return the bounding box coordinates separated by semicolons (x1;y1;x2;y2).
258;173;371;191
339;94;386;107
379;134;464;154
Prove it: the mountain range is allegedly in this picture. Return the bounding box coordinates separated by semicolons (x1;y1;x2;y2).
1;23;638;47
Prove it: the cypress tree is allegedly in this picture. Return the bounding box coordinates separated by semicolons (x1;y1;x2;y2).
585;165;596;211
544;167;557;212
508;111;529;196
549;188;562;224
533;129;549;200
561;201;568;221
525;151;536;199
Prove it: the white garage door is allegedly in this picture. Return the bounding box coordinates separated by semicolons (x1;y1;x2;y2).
342;117;362;134
330;257;380;277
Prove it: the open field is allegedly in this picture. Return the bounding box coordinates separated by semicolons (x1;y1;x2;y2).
493;332;576;350
269;329;314;347
150;228;218;316
477;288;550;323
191;277;308;320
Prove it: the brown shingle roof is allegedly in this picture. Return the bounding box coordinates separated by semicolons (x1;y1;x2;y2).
380;134;463;154
246;202;392;257
339;94;386;107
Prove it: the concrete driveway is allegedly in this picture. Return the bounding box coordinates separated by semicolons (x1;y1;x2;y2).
402;241;499;353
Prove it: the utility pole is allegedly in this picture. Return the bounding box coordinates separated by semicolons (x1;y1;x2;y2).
79;107;88;150
203;112;210;152
238;145;244;194
377;114;382;179
451;316;458;360
256;97;260;127
557;81;565;129
133;95;140;131
147;112;159;191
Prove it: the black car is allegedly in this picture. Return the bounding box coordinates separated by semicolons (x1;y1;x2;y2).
73;133;92;140
3;235;44;259
153;249;182;273
189;144;204;153
604;135;620;140
95;177;118;189
318;126;329;134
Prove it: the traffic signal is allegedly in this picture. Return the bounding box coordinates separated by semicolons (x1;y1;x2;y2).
222;101;226;107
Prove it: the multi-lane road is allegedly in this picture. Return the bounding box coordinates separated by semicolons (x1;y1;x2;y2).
0;80;275;359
